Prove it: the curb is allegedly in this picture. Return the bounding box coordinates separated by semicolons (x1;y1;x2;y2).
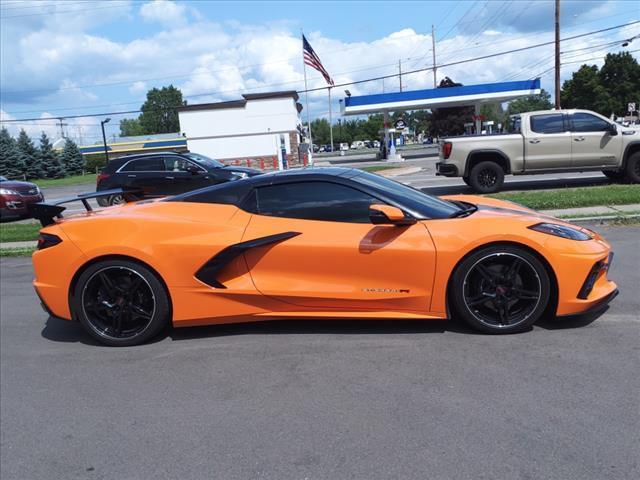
377;166;422;178
559;213;640;222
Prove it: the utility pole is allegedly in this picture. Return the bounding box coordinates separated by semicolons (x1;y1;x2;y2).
399;59;403;92
57;117;68;138
100;118;111;162
554;0;561;109
432;24;437;88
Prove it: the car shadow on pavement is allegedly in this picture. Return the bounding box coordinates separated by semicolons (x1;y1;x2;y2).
535;308;607;331
168;318;478;341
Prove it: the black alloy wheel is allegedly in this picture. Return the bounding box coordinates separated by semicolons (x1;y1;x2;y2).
469;161;505;193
73;260;170;346
451;246;550;334
108;194;125;206
625;152;640;183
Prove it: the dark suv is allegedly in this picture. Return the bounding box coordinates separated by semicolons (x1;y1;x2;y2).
96;152;261;205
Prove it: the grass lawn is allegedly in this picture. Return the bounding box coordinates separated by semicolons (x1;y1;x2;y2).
491;184;640;210
33;174;96;188
0;222;41;243
360;165;399;173
0;247;35;257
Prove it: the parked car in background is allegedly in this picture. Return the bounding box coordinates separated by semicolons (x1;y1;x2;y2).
0;175;44;222
96;152;261;206
437;109;640;193
339;143;350;151
373;140;381;148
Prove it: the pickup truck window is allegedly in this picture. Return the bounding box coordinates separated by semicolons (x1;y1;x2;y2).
530;114;564;134
508;116;521;133
571;113;610;132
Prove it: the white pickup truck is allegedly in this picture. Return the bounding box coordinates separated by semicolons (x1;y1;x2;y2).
436;109;640;193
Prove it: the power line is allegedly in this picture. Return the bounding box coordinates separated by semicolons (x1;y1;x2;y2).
2;21;638;124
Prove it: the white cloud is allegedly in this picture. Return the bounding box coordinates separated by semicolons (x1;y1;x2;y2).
129;81;147;93
139;0;188;27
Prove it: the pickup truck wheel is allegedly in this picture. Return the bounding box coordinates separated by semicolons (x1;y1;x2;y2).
602;170;624;181
462;176;471;186
469;161;505;193
624;152;640;183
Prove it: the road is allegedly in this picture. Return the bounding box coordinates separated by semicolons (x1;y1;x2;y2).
1;224;639;480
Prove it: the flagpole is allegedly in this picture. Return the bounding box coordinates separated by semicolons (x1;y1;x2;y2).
302;33;313;166
328;86;333;152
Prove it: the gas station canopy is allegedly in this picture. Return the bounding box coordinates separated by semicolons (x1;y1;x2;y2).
340;79;541;116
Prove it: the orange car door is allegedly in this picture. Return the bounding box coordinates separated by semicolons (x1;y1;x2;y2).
241;181;437;312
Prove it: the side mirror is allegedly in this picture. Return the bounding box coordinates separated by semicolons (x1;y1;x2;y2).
369;204;416;226
608;123;618;136
186;164;201;174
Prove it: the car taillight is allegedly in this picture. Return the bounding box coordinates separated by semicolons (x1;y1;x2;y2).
96;172;110;185
442;142;452;159
37;233;62;250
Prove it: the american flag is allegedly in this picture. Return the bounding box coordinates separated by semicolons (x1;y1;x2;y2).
302;34;334;86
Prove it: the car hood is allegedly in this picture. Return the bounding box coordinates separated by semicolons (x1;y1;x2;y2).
221;166;262;176
0;180;38;189
440;194;572;223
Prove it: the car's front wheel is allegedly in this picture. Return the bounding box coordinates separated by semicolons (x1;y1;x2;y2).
450;245;550;334
468;161;505;193
72;259;170;346
108;194;125;206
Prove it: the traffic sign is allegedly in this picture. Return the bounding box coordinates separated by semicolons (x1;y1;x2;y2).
629;102;636;113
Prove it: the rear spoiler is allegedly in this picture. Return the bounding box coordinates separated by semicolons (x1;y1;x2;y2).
28;188;143;227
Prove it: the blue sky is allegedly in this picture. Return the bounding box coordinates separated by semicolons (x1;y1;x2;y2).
1;0;638;143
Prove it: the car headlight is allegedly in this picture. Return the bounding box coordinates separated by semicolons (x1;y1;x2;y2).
231;171;249;179
528;222;591;241
0;188;19;195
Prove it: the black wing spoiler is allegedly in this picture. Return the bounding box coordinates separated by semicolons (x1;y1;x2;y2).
28;188;143;227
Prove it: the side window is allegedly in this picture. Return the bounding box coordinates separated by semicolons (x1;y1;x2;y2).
571;113;610;132
530;114;564;134
254;182;379;223
163;156;198;172
121;158;165;172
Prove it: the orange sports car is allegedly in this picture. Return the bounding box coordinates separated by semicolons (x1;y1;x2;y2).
30;168;617;346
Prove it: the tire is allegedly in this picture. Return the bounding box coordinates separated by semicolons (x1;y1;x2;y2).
462;176;471;186
97;197;109;207
450;245;551;334
72;259;170;346
108;194;125;206
468;161;505;193
602;170;625;181
624;152;640;183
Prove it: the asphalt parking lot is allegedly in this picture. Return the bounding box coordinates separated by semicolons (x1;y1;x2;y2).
1;224;639;480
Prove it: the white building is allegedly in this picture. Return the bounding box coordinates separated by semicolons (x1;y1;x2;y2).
177;91;304;169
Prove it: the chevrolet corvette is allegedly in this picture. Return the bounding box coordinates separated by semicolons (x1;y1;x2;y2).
30;168;617;346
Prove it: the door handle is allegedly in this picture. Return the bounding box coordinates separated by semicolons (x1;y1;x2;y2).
127;174;136;178
574;137;585;142
165;176;175;180
529;139;540;144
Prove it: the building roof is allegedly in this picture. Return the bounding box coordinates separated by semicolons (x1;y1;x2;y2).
177;90;300;112
341;79;541;115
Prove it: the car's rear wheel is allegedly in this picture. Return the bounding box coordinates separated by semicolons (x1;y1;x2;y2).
108;194;124;206
624;152;640;183
73;259;170;346
468;161;505;193
450;245;550;334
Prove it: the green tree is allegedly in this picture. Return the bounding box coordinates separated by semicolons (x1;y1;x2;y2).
506;88;553;118
16;129;44;179
60;138;85;175
428;77;474;137
138;85;185;134
0;128;26;179
560;66;609;113
598;52;640;116
310;118;331;145
119;118;146;137
38;132;66;179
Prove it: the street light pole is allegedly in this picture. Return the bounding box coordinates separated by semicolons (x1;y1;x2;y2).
554;0;561;109
101;118;111;162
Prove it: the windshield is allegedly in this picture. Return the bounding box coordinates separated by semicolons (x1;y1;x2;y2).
350;171;461;219
184;152;224;169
